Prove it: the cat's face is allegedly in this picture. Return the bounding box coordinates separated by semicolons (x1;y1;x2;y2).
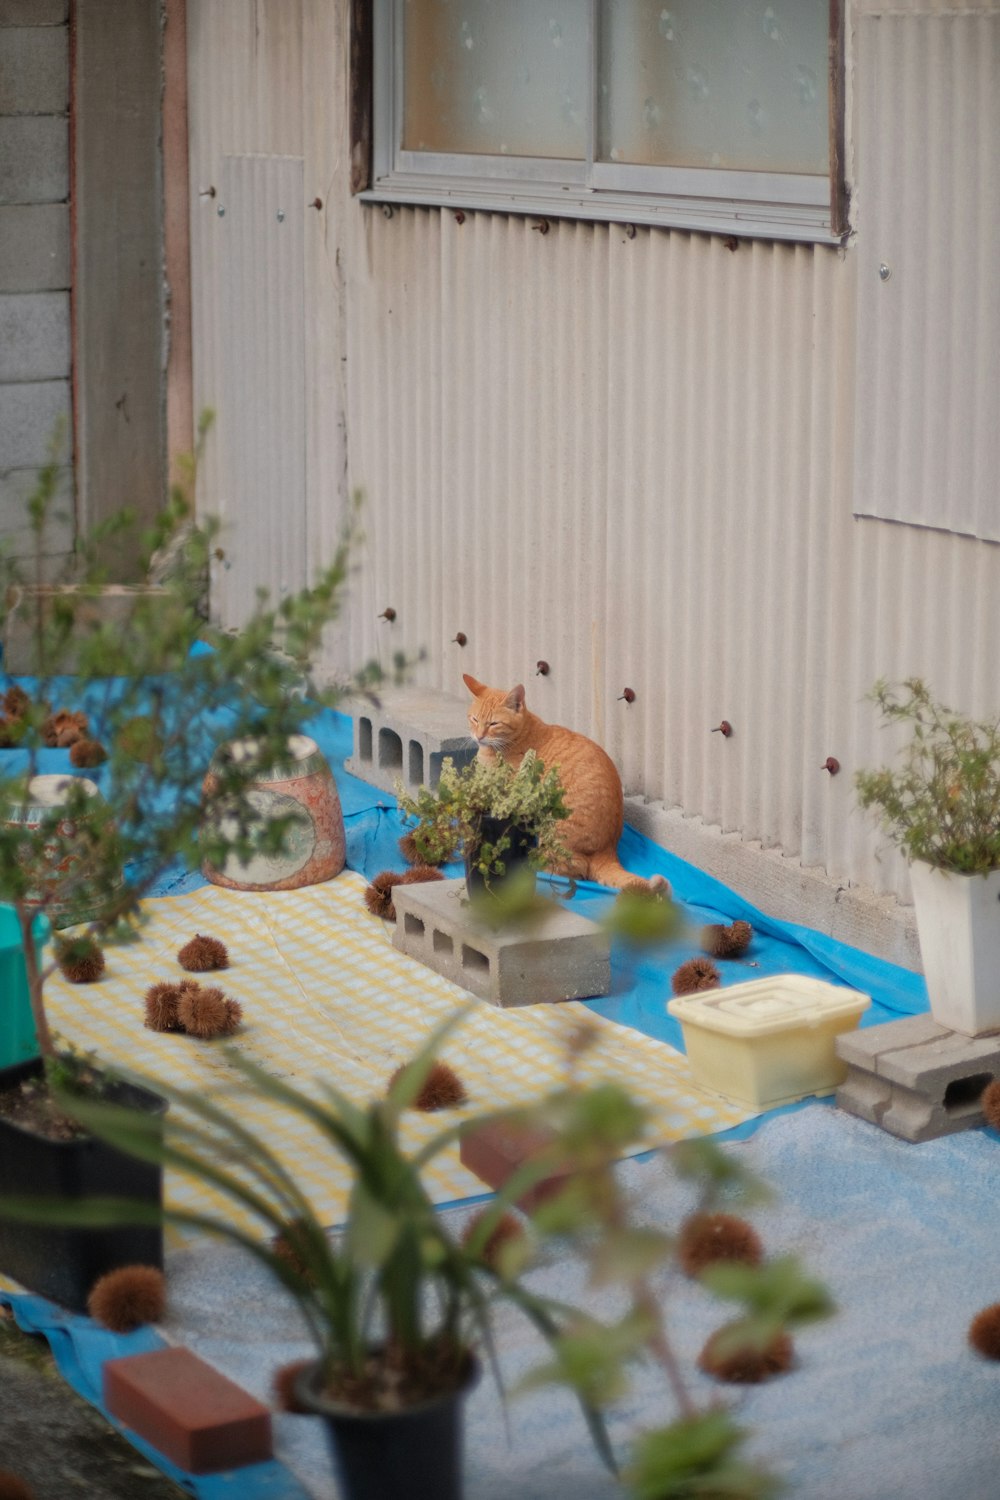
463;675;526;750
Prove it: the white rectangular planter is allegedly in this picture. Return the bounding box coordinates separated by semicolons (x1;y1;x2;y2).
909;861;1000;1037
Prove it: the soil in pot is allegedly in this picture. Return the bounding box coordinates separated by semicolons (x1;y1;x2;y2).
0;1057;166;1312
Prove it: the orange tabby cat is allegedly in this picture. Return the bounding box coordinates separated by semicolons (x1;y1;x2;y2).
463;674;669;895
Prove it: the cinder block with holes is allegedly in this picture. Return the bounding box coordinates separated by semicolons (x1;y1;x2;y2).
835;1013;1000;1142
343;687;475;796
392;877;611;1007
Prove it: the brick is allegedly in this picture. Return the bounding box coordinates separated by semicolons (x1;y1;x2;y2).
0;26;68;113
0;378;70;467
344;686;476;797
460;1119;570;1212
393;877;611;1007
103;1347;272;1474
0;204;70;290
0;290;70;380
0;117;68;204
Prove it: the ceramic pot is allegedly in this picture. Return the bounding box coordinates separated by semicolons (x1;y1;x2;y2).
0;1057;165;1311
201;734;346;891
0;774;122;929
463;815;537;901
294;1353;479;1500
909;861;1000;1036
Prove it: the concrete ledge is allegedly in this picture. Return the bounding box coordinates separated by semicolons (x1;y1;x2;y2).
625;797;920;974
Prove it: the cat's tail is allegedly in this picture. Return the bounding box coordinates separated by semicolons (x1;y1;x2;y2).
586;850;671;898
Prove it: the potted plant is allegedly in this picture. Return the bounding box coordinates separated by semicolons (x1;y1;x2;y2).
0;435;356;1307
9;1007;831;1500
855;677;1000;1036
396;751;570;898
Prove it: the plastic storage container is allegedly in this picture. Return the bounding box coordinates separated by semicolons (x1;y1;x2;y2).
0;904;46;1069
668;974;871;1109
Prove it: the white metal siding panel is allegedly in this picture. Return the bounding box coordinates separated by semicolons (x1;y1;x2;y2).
854;12;1000;541
185;0;1000;908
215;153;306;623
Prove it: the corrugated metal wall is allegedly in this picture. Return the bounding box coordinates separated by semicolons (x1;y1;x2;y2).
186;0;1000;907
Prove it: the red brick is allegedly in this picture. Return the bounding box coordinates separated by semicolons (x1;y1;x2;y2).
460;1119;571;1212
103;1346;272;1473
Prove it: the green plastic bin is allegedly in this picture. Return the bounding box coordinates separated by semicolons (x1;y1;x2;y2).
0;905;47;1069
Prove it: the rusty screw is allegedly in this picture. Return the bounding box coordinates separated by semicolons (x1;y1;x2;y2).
536;660;550;676
532;219;550;236
452;632;467;647
379;607;396;623
310;197;323;210
711;720;733;738
619;687;636;705
822;757;840;775
454;210;466;225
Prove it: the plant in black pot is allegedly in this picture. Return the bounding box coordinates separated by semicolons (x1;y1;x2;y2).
7;1008;833;1500
0;432;357;1308
396;751;570;901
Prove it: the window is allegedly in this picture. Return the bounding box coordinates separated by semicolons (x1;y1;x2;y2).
362;1;845;242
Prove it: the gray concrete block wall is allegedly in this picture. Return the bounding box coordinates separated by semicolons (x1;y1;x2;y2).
0;5;73;571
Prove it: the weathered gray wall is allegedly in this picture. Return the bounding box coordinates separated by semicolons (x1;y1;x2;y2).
0;0;74;572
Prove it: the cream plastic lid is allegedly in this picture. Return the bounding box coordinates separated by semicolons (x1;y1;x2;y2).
668;973;871;1036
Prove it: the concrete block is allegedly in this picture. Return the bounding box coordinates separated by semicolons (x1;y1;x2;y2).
835;1015;1000;1142
0;204;69;290
0;26;68;113
103;1346;272;1474
0;290;70;380
392;877;611;1007
0;116;68;204
344;686;476;796
0;378;70;467
0;1;68;24
460;1119;570;1212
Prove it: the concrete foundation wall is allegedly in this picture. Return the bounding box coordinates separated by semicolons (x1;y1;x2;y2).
0;1;73;571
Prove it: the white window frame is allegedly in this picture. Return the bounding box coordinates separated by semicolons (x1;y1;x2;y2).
362;0;845;244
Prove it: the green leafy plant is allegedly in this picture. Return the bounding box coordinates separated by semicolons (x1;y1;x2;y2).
5;1014;831;1498
396;751;570;886
0;420;362;1066
855;678;1000;874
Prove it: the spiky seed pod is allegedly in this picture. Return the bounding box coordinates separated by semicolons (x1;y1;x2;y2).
698;1326;793;1383
44;708;90;748
671;957;721;996
677;1212;763;1278
969;1304;1000;1359
87;1264;166;1332
0;1472;36;1500
2;686;29;718
388;1058;468;1112
144;982;182;1032
177;984;242;1039
177;933;230;972
69;738;108;769
981;1079;1000;1132
700;920;754;959
0;717;15;749
398;830;445;866
399;865;446;887
273;1359;314;1414
461;1210;526;1274
272;1219;319;1286
364;869;406;920
54;936;106;984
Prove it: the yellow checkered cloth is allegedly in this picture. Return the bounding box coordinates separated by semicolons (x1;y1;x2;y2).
13;871;753;1254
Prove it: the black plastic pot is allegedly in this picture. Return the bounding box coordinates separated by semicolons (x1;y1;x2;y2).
0;1056;166;1311
464;815;537;901
295;1354;480;1500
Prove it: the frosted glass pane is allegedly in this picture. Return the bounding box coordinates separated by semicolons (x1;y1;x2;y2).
599;1;829;173
403;0;587;160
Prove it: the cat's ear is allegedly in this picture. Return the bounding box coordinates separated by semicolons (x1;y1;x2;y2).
505;685;526;712
462;674;486;698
